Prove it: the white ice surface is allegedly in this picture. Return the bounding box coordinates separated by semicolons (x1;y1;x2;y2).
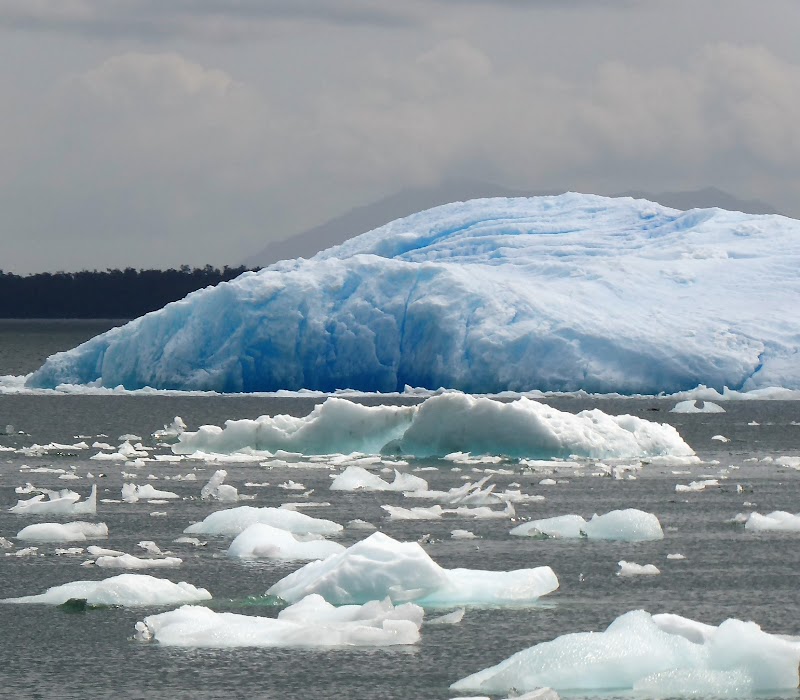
121;483;179;503
267;531;558;607
618;561;661;576
744;511;800;532
26;194;800;395
670;400;726;413
1;573;210;606
135;594;423;647
94;554;182;569
184;506;343;537
330;466;428;492
16;521;108;542
227;523;345;560
9;484;97;515
200;470;239;502
451;609;800;694
510;509;663;542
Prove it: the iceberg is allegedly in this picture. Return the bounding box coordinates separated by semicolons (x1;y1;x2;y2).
510;508;663;541
451;609;800;694
183;506;343;537
26;194;800;394
200;469;239;502
227;523;345;560
267;531;558;607
135;594;423;647
1;573;210;607
173;394;695;460
16;521;108;542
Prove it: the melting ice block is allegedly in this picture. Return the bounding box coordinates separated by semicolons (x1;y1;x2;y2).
330;466;428;492
9;484;97;515
267;531;558;606
27;194;800;394
227;523;345;560
135;593;422;647
510;509;663;542
173;394;695;461
184;506;343;537
670;400;726;413
122;483;179;503
451;610;800;694
744;511;800;532
16;521;108;542
1;573;210;606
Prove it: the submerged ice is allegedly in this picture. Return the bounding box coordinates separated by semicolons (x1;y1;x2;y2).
26;193;800;394
173;394;694;460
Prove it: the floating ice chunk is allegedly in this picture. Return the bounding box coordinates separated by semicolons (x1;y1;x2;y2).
0;537;13;549
427;608;465;625
95;554;182;569
278;480;306;490
451;530;478;540
1;573;210;606
54;547;84;556
154;417;186;440
16;521;108;542
267;531;558;607
711;434;730;442
122;483;179;503
451;610;800;694
172;395;695;461
675;479;720;493
7;547;39;557
137;541;169;556
538;479;557;486
227;523;345;560
347;519;376;530
383;502;514;521
670;400;726;413
135;594;422;647
87;545;124;557
776;456;800;470
184;506;343;537
330;466;428;492
744;511;800;532
667;553;686;560
173;537;206;547
200;470;239;502
618;561;661;576
511;509;663;542
9;484;96;515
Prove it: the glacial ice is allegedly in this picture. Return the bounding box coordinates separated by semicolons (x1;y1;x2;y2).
670;400;726;413
94;554;183;569
9;484;97;515
1;573;210;606
200;470;239;502
329;466;428;492
744;511;800;532
184;506;343;537
267;531;558;606
227;523;345;560
510;509;663;541
617;561;661;576
27;193;800;394
451;609;800;694
173;394;695;460
121;483;179;503
135;594;423;647
16;521;108;542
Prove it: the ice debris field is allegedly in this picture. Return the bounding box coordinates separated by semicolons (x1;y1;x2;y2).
22;193;800;394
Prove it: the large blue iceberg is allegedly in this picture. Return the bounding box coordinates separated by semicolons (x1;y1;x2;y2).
27;193;800;393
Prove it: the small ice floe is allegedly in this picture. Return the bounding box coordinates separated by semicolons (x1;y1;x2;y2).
92;441;113;450
675;479;719;493
347;519;376;531
510;509;663;542
450;610;800;695
184;506;343;537
16;521;108;543
9;484;97;515
227;523;345;561
407;476;541;506
427;607;465;625
95;554;182;569
88;545;125;557
744;511;800;532
58;473;81;480
137;541;170;556
150;511;168;517
538;479;557;486
617;561;660;577
1;573;210;607
121;483;179;503
670;400;725;414
267;531;558;607
0;537;13;549
200;470;239;502
776;456;800;470
54;547;84;556
278;480;306;491
711;435;730;443
667;553;686;560
748;420;760;426
153;417;186;441
383;501;514;521
451;530;478;540
135;593;422;647
330;466;428;492
91;440;149;461
6;547;39;557
173;537;207;547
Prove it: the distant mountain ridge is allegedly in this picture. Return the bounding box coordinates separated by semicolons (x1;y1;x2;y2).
243;182;780;268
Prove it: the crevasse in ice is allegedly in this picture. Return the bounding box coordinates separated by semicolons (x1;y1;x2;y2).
26;193;800;394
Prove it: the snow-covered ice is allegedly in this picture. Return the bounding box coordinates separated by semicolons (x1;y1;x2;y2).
510;509;663;541
227;523;345;560
135;594;423;647
27;194;800;395
267;531;558;607
1;573;210;606
172;394;695;460
184;506;343;537
451;609;800;694
16;521;108;542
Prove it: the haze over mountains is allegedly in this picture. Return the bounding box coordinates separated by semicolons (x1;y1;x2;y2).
244;182;779;268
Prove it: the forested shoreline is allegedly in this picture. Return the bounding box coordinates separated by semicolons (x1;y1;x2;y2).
0;266;254;318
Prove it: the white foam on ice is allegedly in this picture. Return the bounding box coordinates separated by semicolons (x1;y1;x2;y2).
510;509;663;542
1;573;210;606
16;521;108;542
451;609;800;694
184;506;343;537
135;594;423;647
267;531;558;607
227;523;345;560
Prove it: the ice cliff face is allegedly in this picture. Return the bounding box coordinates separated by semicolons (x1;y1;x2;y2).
26;193;800;393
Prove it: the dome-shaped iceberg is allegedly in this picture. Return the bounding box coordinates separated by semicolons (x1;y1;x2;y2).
26;193;800;393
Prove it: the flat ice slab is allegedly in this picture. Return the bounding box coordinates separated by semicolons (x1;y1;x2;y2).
267;531;558;607
451;609;800;694
510;509;663;542
1;573;210;607
184;506;343;537
744;511;800;532
27;193;800;394
9;485;97;515
173;394;695;460
135;594;423;647
16;521;108;542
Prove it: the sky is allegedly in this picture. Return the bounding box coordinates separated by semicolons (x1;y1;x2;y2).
1;0;799;273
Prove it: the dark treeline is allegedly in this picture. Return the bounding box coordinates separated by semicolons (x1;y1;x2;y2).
0;265;255;319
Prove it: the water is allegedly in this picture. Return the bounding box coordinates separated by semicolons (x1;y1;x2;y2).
0;322;799;699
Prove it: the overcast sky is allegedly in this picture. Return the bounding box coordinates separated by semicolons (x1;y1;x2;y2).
1;0;799;273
